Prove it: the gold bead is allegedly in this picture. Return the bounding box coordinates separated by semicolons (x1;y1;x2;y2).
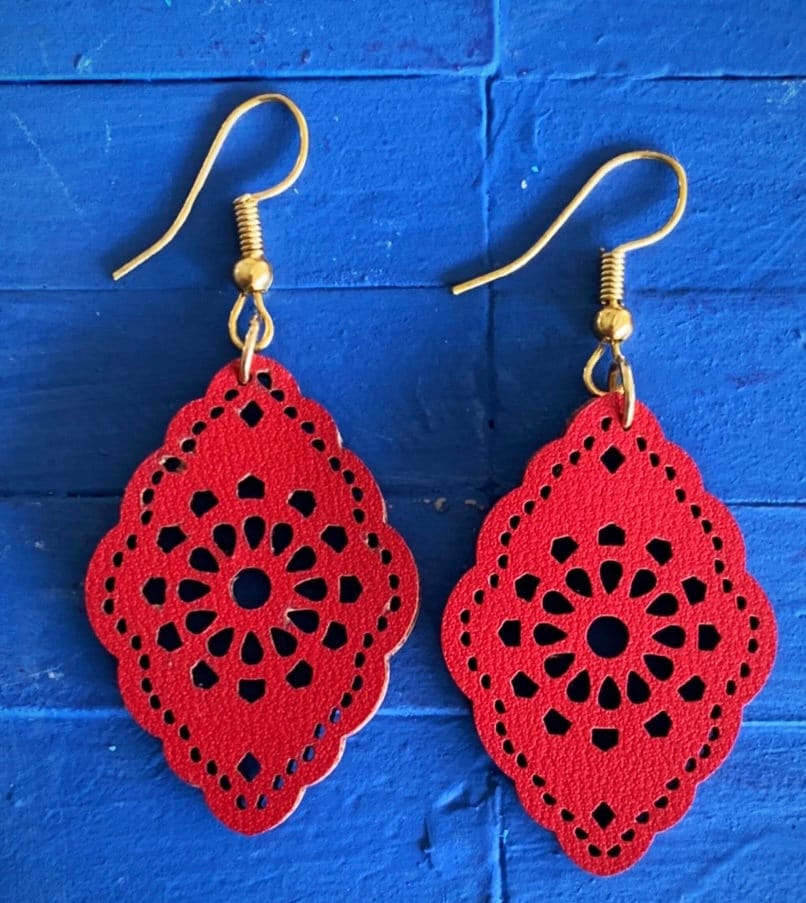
594;305;633;342
233;256;273;292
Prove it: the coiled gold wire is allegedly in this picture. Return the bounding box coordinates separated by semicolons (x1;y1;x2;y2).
600;249;626;306
233;195;264;258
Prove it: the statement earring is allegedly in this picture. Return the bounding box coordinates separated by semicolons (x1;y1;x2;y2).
441;151;775;874
85;95;418;833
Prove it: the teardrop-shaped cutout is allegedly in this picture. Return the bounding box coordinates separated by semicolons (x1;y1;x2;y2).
644;654;674;681
534;623;568;646
565;568;593;597
652;625;686;648
287;546;317;572
599;560;623;594
544;652;575;678
185;610;217;634
598;676;621;710
270;627;298;657
189;547;219;573
287;610;319;634
646;593;678;617
212;523;237;557
629;569;657;598
207;627;235;657
271;523;294;556
244;516;266;550
178;579;210;602
241;631;264;665
543;591;575;614
567;670;591;702
627;670;651;703
295;578;328;602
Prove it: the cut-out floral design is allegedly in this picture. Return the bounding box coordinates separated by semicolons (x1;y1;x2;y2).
442;394;775;875
86;357;418;833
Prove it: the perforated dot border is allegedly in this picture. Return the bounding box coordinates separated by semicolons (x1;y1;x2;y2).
97;362;408;813
456;413;766;861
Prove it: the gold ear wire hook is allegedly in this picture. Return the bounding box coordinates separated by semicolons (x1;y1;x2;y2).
112;93;309;381
113;93;309;281
452;150;687;428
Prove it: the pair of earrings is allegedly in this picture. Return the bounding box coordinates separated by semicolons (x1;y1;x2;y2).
85;94;776;876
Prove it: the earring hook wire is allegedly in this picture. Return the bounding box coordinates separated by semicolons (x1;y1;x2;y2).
113;93;309;281
452;150;688;428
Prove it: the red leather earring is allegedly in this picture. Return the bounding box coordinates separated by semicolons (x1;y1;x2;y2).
85;94;418;833
441;151;775;874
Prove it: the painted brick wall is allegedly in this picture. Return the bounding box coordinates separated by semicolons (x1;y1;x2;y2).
0;2;803;900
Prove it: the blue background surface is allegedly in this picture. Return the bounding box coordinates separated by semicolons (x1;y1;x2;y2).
0;2;804;900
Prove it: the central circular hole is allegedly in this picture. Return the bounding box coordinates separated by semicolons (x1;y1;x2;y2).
586;616;629;658
232;568;271;609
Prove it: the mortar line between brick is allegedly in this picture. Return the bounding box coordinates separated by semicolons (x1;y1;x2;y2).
485;6;508;898
0;707;800;728
0;72;801;87
490;776;507;903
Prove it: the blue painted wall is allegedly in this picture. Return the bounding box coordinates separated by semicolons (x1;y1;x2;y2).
0;2;804;900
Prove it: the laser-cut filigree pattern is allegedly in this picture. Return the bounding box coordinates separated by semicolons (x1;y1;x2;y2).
86;357;418;833
442;394;775;875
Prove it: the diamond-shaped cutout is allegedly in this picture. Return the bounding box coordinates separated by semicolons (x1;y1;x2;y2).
339;575;363;603
237;752;262;782
321;525;348;552
550;536;578;563
514;573;540;602
543;708;571;735
678;675;706;701
286;660;314;688
288;490;316;517
592;801;616;829
644;711;672;737
600;446;626;474
646;538;673;565
682;576;707;605
598;523;625;546
239;401;264;428
697;624;721;651
591;728;618;751
157;525;186;553
238;475;265;499
322;622;348;650
498;619;521;647
142;577;166;606
191;660;219;690
157;622;182;652
238;678;265;703
190;490;218;518
511;671;538;698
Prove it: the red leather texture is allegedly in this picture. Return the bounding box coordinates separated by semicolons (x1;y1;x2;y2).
442;393;775;875
86;356;419;833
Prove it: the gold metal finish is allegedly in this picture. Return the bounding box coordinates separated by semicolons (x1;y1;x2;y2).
239;315;261;385
452;150;687;428
112;93;310;364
